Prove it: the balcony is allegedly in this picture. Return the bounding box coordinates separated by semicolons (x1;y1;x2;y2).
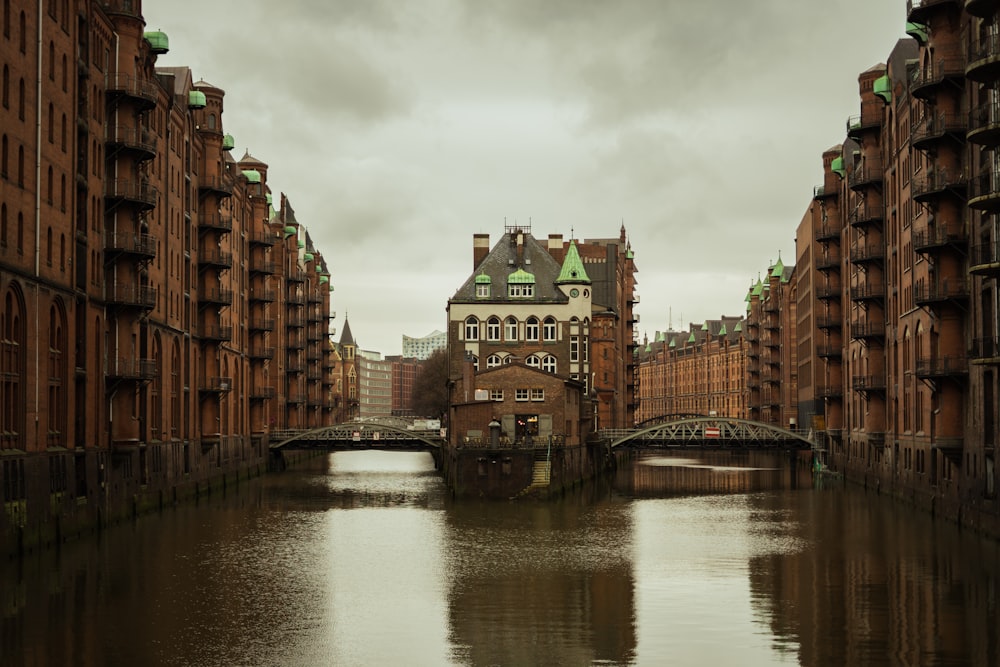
105;357;156;382
912;225;968;255
199;377;233;395
105;178;157;209
286;291;305;306
105;73;159;109
914;280;969;306
848;161;883;191
249;318;275;332
907;0;961;22
846;110;883;140
816;284;842;302
849;242;885;265
967;32;1000;83
852;375;887;393
817;345;842;359
912;168;967;203
816;384;844;399
968;171;1000;211
249;258;276;274
250;386;276;401
850;282;885;302
106;284;156;310
287;270;306;283
971;337;1000;363
198;249;233;270
248;346;275;361
307;291;323;304
199;287;234;307
105;124;157;160
849;204;884;229
249;231;279;246
851;322;885;342
104;232;156;261
911;111;966;151
816;251;842;271
916;356;968;379
817;316;843;330
969;241;1000;277
910;57;966;100
968;101;1000;146
813;184;838;201
815;223;843;243
198;213;233;233
198;174;234;198
249;287;276;303
199;325;233;342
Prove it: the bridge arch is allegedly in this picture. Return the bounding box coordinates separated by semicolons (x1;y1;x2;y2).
270;421;445;451
605;417;816;450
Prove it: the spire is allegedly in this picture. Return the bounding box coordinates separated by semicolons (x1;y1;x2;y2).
338;317;355;347
556;240;591;284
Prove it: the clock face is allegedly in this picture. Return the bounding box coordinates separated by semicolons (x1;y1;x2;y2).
570;288;579;298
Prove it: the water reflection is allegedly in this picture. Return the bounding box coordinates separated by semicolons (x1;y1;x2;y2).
3;451;1000;665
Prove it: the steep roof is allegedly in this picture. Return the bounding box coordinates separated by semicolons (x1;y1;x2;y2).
451;231;566;303
338;317;356;347
556;240;591;284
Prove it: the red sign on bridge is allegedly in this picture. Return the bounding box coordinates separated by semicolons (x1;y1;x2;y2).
704;426;721;438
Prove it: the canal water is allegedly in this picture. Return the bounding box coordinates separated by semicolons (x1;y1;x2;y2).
4;450;1000;666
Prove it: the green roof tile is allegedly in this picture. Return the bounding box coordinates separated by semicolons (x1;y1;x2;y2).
507;268;535;284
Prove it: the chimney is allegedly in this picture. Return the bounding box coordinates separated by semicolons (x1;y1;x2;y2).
516;231;524;267
473;234;490;269
548;234;564;263
462;350;475;402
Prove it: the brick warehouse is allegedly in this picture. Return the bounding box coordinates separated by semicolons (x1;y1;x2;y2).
0;0;340;554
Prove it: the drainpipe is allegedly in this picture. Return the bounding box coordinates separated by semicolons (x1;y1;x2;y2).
33;0;43;440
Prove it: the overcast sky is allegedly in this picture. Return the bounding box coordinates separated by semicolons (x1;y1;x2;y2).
145;0;905;356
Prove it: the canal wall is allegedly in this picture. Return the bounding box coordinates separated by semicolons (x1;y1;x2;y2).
0;436;322;559
441;441;619;499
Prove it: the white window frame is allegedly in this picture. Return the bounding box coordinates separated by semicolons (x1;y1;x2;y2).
526;317;539;341
541;355;556;374
476;283;490;298
487;316;501;341
530;388;544;401
570;336;579;362
515;389;529;401
465;316;479;341
543;317;557;341
505;317;518;341
526;354;540;369
486;353;503;368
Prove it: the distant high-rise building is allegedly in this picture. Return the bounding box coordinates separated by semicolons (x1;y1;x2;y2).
402;330;447;360
357;350;393;418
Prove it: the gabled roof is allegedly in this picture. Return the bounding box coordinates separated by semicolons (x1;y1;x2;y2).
450;231;566;303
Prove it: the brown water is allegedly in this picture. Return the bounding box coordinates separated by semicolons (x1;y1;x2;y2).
3;450;998;666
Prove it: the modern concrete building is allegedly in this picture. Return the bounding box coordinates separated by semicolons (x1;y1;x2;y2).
358;350;392;419
0;0;338;552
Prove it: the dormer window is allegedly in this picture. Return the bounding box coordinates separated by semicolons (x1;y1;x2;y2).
508;283;534;298
475;272;491;298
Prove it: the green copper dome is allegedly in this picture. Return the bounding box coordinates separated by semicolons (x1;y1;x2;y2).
242;169;261;184
283;225;296;238
222;134;235;151
144;31;169;54
508;268;535;284
474;272;491;284
303;252;314;263
188;90;207;109
874;74;891;104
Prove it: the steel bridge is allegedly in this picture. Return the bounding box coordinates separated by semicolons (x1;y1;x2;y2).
270;420;445;452
600;417;816;450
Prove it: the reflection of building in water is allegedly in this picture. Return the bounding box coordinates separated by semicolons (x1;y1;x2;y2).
621;452;809;496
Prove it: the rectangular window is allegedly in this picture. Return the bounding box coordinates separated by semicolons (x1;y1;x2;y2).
570;336;579;362
490;389;503;401
476;284;490;298
515;389;529;401
530;388;544;401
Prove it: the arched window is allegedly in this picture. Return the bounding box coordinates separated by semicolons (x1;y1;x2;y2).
59;233;64;269
543;317;557;341
504;316;517;341
17;144;23;186
541;355;557;373
464;316;479;341
486;353;503;369
1;285;26;449
487;316;501;341
48;41;54;79
47;301;67;445
59;173;65;211
526;317;539;341
471;355;479;371
46;226;52;265
61;54;66;91
526;354;540;369
18;77;24;119
46;166;53;203
18;11;25;53
207;113;216;129
60;113;66;151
